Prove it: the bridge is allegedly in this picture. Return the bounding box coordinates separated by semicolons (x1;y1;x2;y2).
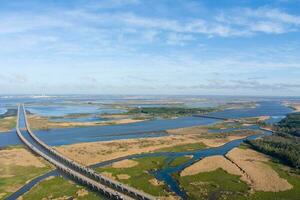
192;114;229;120
16;104;156;200
192;114;242;123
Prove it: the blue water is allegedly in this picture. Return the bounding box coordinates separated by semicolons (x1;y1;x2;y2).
27;105;125;117
210;101;293;119
0;101;293;148
0;107;7;115
49;115;111;123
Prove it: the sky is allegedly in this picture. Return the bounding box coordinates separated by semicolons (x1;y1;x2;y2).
0;0;300;96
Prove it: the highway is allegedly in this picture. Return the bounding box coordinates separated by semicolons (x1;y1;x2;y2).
16;104;156;200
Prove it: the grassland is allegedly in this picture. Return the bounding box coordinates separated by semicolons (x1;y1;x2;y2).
56;120;261;165
127;107;217;119
248;160;300;200
27;114;144;130
96;156;171;197
155;142;207;153
170;156;192;167
0;116;16;132
0;147;52;199
22;176;102;200
177;168;250;200
176;146;300;200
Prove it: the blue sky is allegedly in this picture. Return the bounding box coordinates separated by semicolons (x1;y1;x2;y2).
0;0;300;96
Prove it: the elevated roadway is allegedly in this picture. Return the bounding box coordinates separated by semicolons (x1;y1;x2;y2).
16;104;156;200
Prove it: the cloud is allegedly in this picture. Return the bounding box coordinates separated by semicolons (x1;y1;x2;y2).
216;7;300;35
175;79;300;91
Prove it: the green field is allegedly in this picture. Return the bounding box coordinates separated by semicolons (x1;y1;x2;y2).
169;156;192;167
0;165;51;199
22;176;102;200
96;156;169;197
176;168;250;200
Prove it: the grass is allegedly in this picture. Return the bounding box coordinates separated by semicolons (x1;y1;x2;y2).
176;143;300;200
247;160;300;200
127;107;217;118
206;121;243;130
169;156;192;167
176;168;250;200
0;165;51;199
155;142;207;153
96;156;169;197
22;176;102;200
0;116;16;132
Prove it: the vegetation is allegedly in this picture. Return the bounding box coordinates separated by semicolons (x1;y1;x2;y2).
206;121;243;130
248;160;300;200
127;107;217;118
96;156;170;196
0;116;16;132
245;112;300;169
176;159;300;200
169;156;192;167
155;143;207;152
0;165;51;199
22;176;102;200
176;168;250;200
277;112;300;137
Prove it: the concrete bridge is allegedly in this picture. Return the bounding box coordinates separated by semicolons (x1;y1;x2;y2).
16;104;156;200
193;114;230;120
192;114;241;123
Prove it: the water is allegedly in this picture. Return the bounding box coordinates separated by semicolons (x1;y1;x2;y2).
0;107;7;115
0;100;293;147
26;105;125;117
4;99;291;199
209;101;293;119
6;170;60;200
7;129;271;200
91;130;271;199
49;115;110;123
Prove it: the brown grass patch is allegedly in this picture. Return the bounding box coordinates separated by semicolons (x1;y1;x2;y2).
116;174;130;180
0;148;45;167
27;114;144;130
226;148;293;192
0;116;16;132
111;159;138;168
180;155;244;177
76;188;89;197
100;172;115;180
149;178;164;186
